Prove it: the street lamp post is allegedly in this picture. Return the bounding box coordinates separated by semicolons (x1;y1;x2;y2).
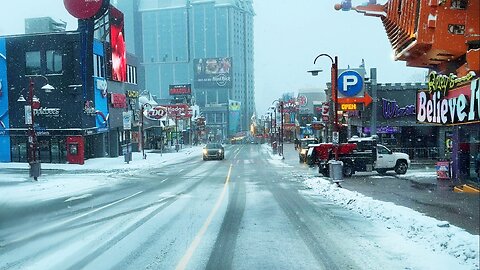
139;103;151;159
18;75;55;181
280;101;284;159
308;54;339;160
272;100;284;158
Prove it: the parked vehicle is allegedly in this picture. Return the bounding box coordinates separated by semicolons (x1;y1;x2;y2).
298;138;319;163
314;136;410;177
203;143;225;160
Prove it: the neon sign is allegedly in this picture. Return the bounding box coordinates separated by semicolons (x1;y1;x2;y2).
382;99;415;119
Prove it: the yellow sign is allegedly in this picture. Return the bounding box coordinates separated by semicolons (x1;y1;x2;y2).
341;103;357;111
126;90;139;98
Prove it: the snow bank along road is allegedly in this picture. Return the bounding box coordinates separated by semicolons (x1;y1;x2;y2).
0;144;478;270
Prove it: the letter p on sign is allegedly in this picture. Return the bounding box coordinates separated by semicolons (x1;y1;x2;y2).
342;75;358;92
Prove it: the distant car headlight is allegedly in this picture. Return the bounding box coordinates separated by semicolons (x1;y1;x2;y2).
203;149;208;155
218;149;223;153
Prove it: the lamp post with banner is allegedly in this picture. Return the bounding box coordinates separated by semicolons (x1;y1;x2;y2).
17;75;55;181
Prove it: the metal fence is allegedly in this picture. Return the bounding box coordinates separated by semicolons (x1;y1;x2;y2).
390;147;439;160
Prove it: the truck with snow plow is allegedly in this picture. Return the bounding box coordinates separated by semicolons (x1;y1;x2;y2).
313;136;410;177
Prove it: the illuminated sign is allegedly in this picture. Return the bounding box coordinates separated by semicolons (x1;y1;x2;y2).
169;84;192;95
144;106;167;120
110;6;126;82
340;103;357;111
126;90;139;98
417;78;479;125
427;71;475;96
382;99;415;119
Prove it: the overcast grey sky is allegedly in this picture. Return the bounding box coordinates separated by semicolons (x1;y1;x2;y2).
0;0;427;115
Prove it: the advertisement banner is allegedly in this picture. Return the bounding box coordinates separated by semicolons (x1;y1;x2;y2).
194;58;232;88
169;84;192;95
229;100;241;135
110;6;126;82
110;93;127;108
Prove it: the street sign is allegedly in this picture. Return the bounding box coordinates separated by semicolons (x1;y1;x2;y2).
338;70;364;97
337;92;372;107
122;111;132;130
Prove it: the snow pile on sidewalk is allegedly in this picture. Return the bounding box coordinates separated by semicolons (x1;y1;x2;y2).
261;144;288;165
304;176;479;270
0;146;203;173
0;147;203;205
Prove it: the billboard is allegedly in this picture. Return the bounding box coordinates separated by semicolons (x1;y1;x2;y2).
110;6;126;82
169;84;192;95
194;57;232;88
229;100;241;135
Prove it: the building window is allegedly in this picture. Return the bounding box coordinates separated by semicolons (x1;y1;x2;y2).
126;65;137;84
46;50;63;74
26;51;41;75
451;0;467;9
93;54;105;78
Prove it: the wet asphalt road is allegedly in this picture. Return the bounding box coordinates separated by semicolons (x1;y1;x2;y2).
0;144;477;269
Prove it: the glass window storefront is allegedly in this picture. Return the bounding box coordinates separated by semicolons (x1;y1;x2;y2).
460;125;480;181
10;136;66;163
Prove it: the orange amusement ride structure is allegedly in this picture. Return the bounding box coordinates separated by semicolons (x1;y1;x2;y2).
335;0;479;77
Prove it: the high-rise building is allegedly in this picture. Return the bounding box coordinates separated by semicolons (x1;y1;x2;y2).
25;17;67;34
114;0;255;137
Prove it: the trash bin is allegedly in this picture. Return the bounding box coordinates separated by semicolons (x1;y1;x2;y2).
122;143;132;163
328;160;343;181
272;141;278;154
29;161;41;180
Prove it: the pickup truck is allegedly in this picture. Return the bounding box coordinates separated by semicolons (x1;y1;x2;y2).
314;136;411;177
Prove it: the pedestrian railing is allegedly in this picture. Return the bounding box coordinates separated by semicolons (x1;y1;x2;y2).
390;147;439;160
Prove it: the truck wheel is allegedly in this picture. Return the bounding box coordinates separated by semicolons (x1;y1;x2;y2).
395;161;408;174
343;164;353;177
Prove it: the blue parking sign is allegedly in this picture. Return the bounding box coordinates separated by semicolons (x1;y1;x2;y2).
338;70;364;97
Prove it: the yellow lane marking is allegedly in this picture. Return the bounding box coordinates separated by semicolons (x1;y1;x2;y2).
175;164;233;270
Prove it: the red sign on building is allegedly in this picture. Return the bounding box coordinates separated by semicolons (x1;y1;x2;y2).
110;93;127;108
165;104;192;118
63;0;106;19
169;84;192;95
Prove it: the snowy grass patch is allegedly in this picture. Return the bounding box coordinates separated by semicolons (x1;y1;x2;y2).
304;176;480;270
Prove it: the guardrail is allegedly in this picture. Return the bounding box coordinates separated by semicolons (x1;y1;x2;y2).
390;147;439;160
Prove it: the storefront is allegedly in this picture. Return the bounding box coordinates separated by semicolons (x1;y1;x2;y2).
417;72;480;181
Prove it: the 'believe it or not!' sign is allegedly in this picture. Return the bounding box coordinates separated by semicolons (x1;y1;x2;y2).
63;0;109;19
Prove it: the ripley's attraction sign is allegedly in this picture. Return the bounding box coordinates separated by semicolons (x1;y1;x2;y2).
417;71;479;125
